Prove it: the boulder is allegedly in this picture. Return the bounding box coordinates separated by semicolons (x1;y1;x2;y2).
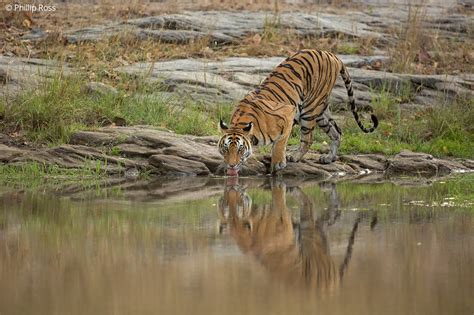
386;150;469;176
149;154;210;176
83;82;118;97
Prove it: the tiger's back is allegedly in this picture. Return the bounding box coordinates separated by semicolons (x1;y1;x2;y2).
249;49;342;116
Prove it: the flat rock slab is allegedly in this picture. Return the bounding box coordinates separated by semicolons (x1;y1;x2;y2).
22;11;381;44
117;56;473;108
1;126;472;179
0;56;71;98
0;144;24;162
22;9;472;44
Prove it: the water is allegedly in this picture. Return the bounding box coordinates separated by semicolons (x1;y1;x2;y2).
1;176;473;315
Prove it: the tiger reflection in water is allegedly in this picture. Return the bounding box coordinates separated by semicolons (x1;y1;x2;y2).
218;178;362;292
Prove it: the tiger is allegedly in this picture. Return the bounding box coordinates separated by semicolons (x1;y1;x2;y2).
218;179;341;291
218;49;378;176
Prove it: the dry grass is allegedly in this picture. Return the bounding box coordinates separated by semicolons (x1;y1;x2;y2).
1;0;471;74
387;2;474;74
43;32;374;66
6;16;377;80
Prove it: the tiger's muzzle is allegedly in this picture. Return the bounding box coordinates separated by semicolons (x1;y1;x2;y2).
226;164;241;177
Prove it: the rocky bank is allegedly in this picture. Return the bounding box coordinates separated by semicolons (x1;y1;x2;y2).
1;126;473;179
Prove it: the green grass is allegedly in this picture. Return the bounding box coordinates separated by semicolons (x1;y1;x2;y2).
0;161;111;191
0;73;233;144
307;86;473;158
0;161;107;179
262;14;282;42
335;43;359;55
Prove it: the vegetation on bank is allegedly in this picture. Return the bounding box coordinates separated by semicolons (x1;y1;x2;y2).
0;74;233;144
329;86;474;158
0;72;473;158
0;160;114;192
0;160;105;178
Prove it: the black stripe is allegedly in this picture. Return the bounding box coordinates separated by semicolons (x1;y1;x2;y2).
301;113;320;121
260;86;285;103
300;55;315;75
307;52;327;108
291;58;311;91
278;64;302;81
245;99;291;123
334;122;342;135
236;109;265;141
271;71;303;100
267;81;297;106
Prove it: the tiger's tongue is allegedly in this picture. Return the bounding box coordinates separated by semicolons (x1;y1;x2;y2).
227;168;239;176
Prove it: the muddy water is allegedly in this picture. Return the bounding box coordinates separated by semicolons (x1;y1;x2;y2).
1;176;473;315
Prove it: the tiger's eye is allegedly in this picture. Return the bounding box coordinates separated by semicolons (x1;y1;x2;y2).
243;222;251;231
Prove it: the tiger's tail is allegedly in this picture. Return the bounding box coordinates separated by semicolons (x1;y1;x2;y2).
340;64;378;133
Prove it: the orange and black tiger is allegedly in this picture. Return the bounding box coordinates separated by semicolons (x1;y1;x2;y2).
218;49;378;176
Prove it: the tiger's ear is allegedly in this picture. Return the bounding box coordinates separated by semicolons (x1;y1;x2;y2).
242;122;253;133
219;120;229;132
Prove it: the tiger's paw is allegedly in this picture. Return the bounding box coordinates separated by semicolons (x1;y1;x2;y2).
287;154;300;163
287;151;305;163
319;154;336;164
271;161;287;173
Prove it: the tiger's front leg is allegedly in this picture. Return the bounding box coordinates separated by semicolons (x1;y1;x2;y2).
267;104;296;174
271;135;289;173
271;126;293;174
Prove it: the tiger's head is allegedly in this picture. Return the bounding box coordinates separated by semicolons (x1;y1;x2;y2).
218;120;253;176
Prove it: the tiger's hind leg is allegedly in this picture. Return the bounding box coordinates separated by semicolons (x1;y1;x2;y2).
317;110;341;164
